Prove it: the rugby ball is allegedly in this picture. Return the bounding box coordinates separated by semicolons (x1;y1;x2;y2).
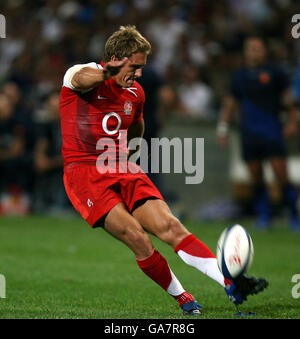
216;224;254;280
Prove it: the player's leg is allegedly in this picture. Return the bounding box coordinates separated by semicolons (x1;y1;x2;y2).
132;198;268;306
246;159;271;227
269;157;299;229
241;133;271;227
103;201;153;259
132;199;231;288
103;201;199;312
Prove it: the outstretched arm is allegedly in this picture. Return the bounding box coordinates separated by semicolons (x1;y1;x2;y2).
70;57;128;91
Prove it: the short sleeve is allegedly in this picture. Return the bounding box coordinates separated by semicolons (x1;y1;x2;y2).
62;62;102;91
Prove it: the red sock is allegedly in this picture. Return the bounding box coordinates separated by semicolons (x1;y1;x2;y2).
136;250;172;291
136;249;194;306
174;234;215;258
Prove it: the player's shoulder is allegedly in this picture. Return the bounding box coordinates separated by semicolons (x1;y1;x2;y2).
265;62;287;77
133;80;145;99
123;80;145;103
264;62;281;71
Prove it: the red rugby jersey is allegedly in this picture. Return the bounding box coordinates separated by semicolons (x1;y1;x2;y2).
59;62;145;165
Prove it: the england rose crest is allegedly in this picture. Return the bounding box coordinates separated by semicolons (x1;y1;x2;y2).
124;100;132;114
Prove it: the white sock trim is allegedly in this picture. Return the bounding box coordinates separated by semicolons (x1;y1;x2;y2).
177;250;225;287
166;268;185;296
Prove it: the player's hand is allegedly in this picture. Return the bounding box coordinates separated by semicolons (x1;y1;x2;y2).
103;57;128;80
283;121;298;139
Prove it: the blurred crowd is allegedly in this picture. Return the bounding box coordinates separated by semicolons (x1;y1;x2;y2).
1;0;300;215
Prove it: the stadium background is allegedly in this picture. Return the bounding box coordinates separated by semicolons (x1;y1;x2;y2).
1;0;300;220
0;0;300;319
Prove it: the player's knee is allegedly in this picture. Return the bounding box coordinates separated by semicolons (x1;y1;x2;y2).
129;228;147;244
123;227;153;256
157;215;189;246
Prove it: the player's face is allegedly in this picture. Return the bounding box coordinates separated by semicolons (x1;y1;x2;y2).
244;39;266;67
114;52;147;87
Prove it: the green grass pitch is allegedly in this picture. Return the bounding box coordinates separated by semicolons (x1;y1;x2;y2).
0;214;299;319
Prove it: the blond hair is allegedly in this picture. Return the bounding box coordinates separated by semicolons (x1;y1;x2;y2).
103;25;151;62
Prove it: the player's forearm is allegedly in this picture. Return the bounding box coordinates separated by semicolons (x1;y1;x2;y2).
282;89;298;122
71;67;109;91
219;96;236;123
217;96;236;137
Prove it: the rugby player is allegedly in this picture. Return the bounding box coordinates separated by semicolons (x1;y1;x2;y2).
217;37;299;230
60;26;268;315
